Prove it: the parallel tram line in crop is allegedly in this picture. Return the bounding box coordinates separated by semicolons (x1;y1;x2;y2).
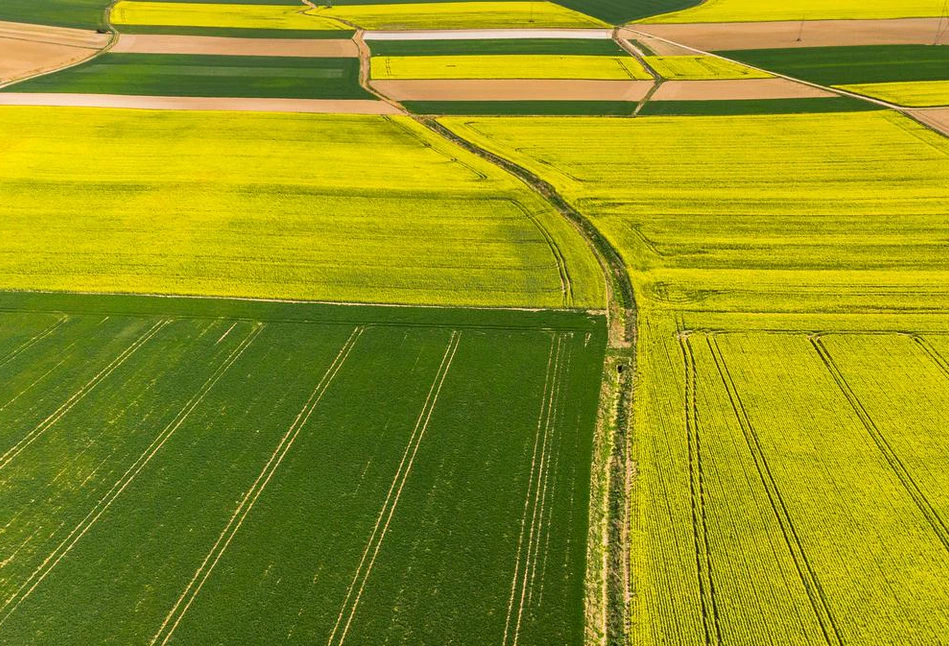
328;329;461;646
0;317;170;473
913;334;949;378
0;321;263;629
706;334;843;646
678;330;722;646
0;314;68;369
504;331;569;646
811;335;949;552
153;324;365;646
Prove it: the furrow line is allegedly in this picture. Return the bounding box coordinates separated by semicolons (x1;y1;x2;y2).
913;335;949;379
329;331;461;646
502;333;559;646
0;315;69;368
512;334;566;646
0;318;171;473
153;325;364;646
707;335;842;646
812;336;949;553
0;322;263;627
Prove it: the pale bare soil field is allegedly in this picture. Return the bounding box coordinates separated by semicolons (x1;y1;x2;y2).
112;34;359;57
630;17;949;51
0;93;401;113
0;20;108;85
909;106;949;135
651;77;835;100
373;78;652;100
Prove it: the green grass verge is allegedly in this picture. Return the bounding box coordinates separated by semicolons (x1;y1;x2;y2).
406;100;637;115
116;24;355;38
638;96;882;116
4;53;371;100
367;38;626;57
0;0;110;30
0;291;605;645
721;45;949;86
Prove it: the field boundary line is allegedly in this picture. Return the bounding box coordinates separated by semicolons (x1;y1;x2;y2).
0;322;263;627
707;335;842;646
328;330;461;646
812;336;949;552
153;325;365;646
0;315;69;368
503;333;559;646
678;332;722;646
0;318;170;473
509;200;575;309
511;334;568;646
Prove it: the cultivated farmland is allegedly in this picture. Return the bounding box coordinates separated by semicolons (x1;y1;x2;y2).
641;0;949;23
0;293;605;645
370;54;651;80
0;106;604;308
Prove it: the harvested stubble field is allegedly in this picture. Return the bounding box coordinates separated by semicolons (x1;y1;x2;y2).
0;292;605;645
0;106;604;309
441;110;949;644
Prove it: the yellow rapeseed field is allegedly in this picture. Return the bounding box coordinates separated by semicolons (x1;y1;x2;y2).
314;1;609;30
640;0;949;23
837;80;949;107
644;55;771;80
111;1;349;31
0;107;605;308
371;54;651;80
442;111;949;644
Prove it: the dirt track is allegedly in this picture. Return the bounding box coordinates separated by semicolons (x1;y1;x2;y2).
0;93;401;114
909;107;949;136
651;78;835;101
112;34;359;57
372;79;652;101
629;18;949;50
0;21;109;85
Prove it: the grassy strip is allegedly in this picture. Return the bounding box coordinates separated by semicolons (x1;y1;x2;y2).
4;53;371;99
0;0;110;30
638;96;883;116
117;24;355;38
406;100;637;115
721;45;949;86
367;38;625;57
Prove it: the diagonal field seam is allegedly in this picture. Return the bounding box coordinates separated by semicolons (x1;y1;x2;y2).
327;330;462;646
503;331;566;646
153;325;366;646
0;322;263;628
0;318;171;473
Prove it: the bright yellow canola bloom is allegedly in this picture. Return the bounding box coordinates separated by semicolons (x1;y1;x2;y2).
0;107;604;309
640;0;949;23
644;55;771;80
313;1;609;30
371;54;651;80
836;80;949;107
111;1;349;31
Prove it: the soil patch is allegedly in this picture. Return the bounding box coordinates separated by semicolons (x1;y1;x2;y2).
651;77;835;101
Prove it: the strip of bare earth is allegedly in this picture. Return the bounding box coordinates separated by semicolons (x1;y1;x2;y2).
909;106;949;136
651;77;835;101
627;18;949;51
